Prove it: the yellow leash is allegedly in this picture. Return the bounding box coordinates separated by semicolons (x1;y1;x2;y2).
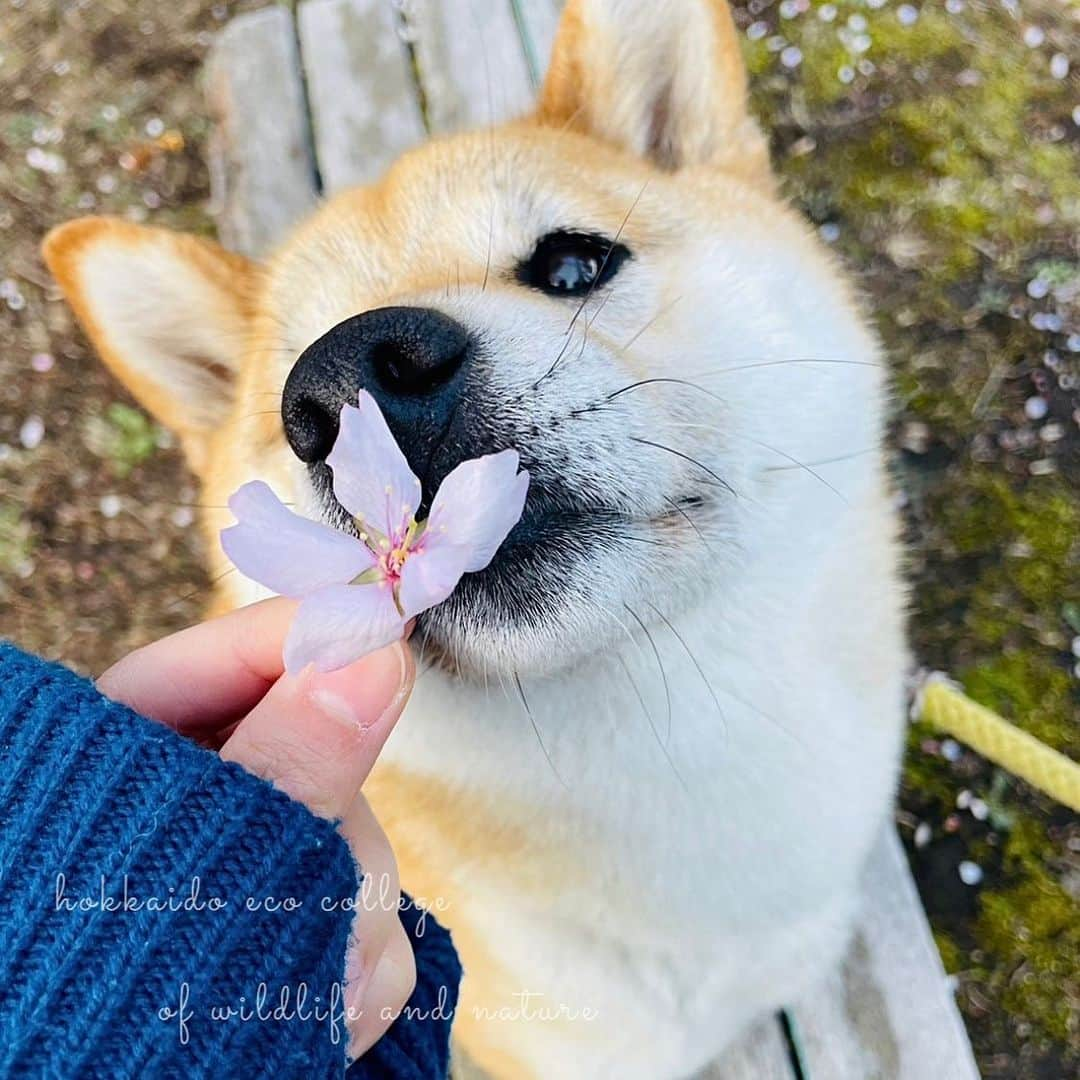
912;673;1080;813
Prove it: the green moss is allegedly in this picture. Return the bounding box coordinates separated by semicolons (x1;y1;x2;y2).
975;820;1080;1045
744;0;1080;1070
83;402;164;477
933;929;964;975
0;504;34;575
966;648;1074;753
757;1;1079;291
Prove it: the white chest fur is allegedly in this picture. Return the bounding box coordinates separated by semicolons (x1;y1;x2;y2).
381;462;907;1078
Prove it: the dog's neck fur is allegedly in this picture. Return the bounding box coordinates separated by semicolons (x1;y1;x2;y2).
375;461;904;1078
217;438;905;1077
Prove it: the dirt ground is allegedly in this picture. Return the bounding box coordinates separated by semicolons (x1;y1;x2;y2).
1;1;1077;1074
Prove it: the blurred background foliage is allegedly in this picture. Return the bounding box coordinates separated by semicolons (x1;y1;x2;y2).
0;1;1077;1074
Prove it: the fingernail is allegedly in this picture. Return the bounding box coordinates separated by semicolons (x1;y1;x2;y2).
306;642;412;731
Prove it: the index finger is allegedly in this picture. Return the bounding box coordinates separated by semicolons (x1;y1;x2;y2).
96;597;298;735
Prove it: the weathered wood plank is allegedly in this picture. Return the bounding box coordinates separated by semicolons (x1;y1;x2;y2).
509;0;562;88
789;827;980;1080
697;1016;795;1080
297;0;427;194
404;0;536;133
205;5;318;255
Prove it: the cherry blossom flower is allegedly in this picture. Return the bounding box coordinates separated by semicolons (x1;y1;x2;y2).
222;390;529;673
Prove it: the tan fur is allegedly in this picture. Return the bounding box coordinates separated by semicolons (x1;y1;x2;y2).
366;765;583;1076
539;0;770;179
42;218;260;475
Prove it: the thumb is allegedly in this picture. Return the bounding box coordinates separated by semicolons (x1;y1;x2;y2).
220;641;414;820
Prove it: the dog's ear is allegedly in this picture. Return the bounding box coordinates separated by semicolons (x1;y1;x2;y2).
537;0;768;176
42;217;258;475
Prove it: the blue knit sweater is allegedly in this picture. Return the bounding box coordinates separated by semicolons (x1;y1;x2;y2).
0;644;461;1078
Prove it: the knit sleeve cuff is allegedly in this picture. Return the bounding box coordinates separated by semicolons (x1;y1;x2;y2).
0;643;362;1078
349;895;461;1080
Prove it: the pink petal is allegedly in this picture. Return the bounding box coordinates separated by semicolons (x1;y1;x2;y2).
283;581;405;673
427;450;530;572
327;390;421;538
221;481;375;598
397;542;470;621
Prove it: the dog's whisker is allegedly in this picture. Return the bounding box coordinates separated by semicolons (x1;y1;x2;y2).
413;621;432;677
161;496;296;516
161;502;233;511
604;357;882;407
615;653;689;793
585;287;616;330
482;206;495;294
480;648;491;704
565;180;649;337
690;357;883;376
493;666;515;707
613;533;667;548
164;566;239;613
513;672;569;789
709;675;810;751
480;25;497;296
623;604;673;744
571;323;589;363
539;323;591;390
729;432;848;503
661;494;712;551
618;295;684;353
645;601;726;739
534;327;579;389
606;377;722;404
584;598;688;790
763;447;878;471
414;652;440;684
631;437;738;498
612;604;811;755
555;100;586;135
662;419;849;503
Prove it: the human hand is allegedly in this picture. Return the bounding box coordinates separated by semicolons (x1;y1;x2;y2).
97;597;416;1059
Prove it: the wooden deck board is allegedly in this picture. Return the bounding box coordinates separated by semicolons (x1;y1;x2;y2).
787;827;980;1079
508;0;561;89
297;0;427;193
403;0;536;133
697;1016;796;1079
205;5;318;255
207;5;980;1077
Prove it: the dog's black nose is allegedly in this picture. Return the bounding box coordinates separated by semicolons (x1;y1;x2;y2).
281;307;470;466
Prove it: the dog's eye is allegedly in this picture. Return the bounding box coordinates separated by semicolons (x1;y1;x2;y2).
518;231;631;297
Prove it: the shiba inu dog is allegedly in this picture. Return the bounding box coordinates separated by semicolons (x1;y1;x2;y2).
43;0;906;1075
